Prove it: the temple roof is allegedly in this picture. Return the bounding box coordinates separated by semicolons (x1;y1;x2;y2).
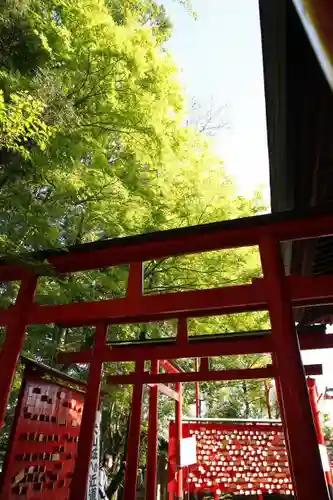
259;0;333;324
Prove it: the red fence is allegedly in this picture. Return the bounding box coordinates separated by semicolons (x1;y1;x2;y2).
169;422;293;498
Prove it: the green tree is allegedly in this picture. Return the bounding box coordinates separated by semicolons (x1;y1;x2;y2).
0;0;268;496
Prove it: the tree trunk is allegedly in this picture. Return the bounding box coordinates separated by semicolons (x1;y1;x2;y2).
242;381;250;418
107;417;130;499
264;380;272;419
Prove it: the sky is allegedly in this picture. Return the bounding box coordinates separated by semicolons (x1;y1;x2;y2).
161;0;270;201
161;0;333;419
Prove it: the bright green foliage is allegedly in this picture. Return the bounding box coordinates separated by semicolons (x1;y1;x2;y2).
201;354;272;419
0;0;269;491
0;90;54;158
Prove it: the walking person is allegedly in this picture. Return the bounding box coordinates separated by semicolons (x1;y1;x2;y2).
99;454;112;499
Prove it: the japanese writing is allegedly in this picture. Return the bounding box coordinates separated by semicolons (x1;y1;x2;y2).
86;411;101;500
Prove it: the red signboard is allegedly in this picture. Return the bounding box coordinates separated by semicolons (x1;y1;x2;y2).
169;422;294;498
0;372;84;499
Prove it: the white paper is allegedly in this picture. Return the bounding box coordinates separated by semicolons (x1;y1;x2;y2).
180;436;197;467
319;444;331;472
86;411;101;500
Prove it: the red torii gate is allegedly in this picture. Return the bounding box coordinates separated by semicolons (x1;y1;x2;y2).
58;333;326;500
1;209;333;499
126;358;184;500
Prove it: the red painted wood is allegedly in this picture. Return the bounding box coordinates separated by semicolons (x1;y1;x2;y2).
56;335;271;365
0;265;26;282
106;364;322;385
168;421;177;500
177;317;188;344
175;382;183;500
2;211;333;498
260;235;330;500
69;322;108;500
308;379;326;445
0;367;27;498
200;358;209;373
307;378;333;488
0;307;14;327
0;211;331;280
299;331;333;350
0;275;37;430
57;329;333;365
170;422;294;496
273;367;297;489
146;360;159;500
23;282;265;326
0;371;84;499
127;262;143;300
2;273;333;327
123;360;144;500
52;211;333;273
159;359;181;374
195;358;200;419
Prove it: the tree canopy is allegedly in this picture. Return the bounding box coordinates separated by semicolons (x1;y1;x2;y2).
0;0;272;495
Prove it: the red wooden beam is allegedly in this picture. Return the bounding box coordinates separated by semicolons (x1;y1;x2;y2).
107;368;273;385
160;359;182;374
0;275;37;431
288;274;333;307
0;308;16;327
307;378;333;489
69;322;107;500
24;282;265;326
127;262;143;300
107;364;322;385
56;331;333;365
0;274;331;328
259;236;329;500
298;331;333;350
1;210;333;281
123;360;144;500
195;358;200;418
57;335;272;365
175;382;183;500
200;358;209;372
0;265;26;282
177;317;188;344
146;360;159;500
